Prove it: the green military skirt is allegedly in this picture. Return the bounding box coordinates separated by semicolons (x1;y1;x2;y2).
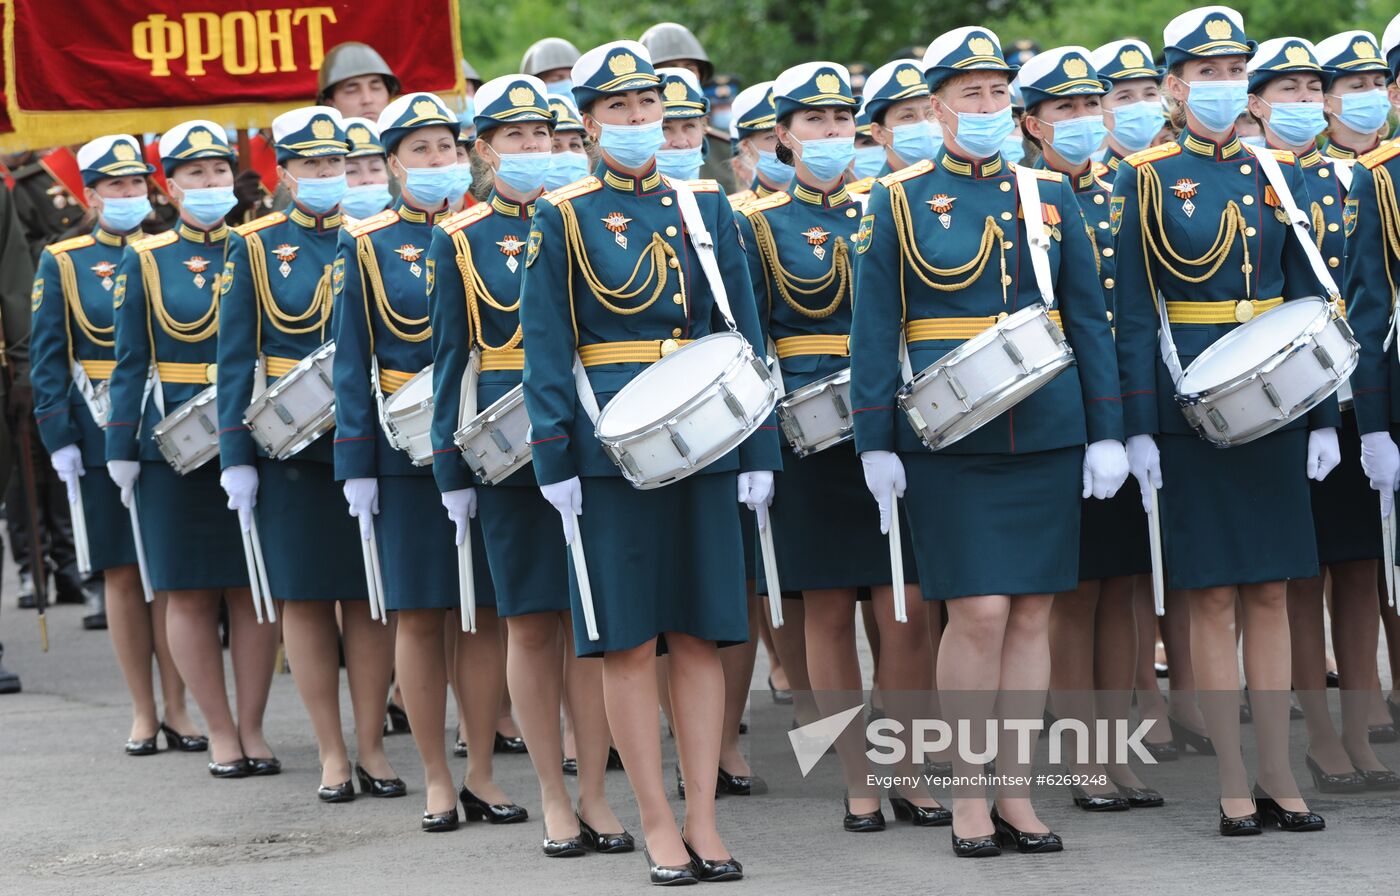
80;462;137;571
1159;429;1318;589
376;475;495;612
477;478;571;617
765;442;917;593
1310;412;1382;565
256;458;368;601
136;461;248;592
568;472;748;658
1078;486;1151;581
902;447;1083;601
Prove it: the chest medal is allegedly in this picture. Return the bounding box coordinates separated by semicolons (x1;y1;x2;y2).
497;235;526;273
395;244;424;278
802;226;831;260
927;194;956;229
1172;179;1200;218
273;244;299;278
91;260;117;291
602;212;632;249
183;255;211;289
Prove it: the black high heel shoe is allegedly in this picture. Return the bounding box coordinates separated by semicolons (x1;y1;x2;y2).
950;826;1001;858
1304;754;1365;793
842;798;886;832
246;756;281;776
716;767;766;796
541;821;587;858
1218;801;1262;836
991;808;1063;853
1071;785;1130;812
208;757;251;778
1141;737;1180;762
421;807;459;832
1114;784;1165;808
318;779;355;803
681;837;742;882
459;784;528;824
453;736;469;758
607;746;625;770
1359;767;1400;791
561;757;578;776
578;813;635;853
1252;785;1325;832
1168;717;1215;755
384;700;411;735
889;795;952;826
1369;723;1398;744
160;723;208;752
356;764;407;798
767;674;793;705
125;732;160;756
494;731;528;754
643;847;698;886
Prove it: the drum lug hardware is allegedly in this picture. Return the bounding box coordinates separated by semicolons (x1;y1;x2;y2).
198;414;216;435
1311;344;1335;372
615;449;644;481
316;370;334;389
751;357;773;383
1000;334;1027;369
779;415;805;446
489;428;513;453
666;424;691;459
720;385;747;421
945;372;970;409
906;406;928;433
832;389;850;419
1262;381;1284;410
1206;407;1230;433
273;403;296;426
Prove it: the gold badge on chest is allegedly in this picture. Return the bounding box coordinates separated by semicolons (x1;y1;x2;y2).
183;255;211;288
601;212;632;249
395;244;424;277
91;260;117;291
1172;179;1199;217
497;235;526;272
927;194;956;229
273;243;299;278
802;226;831;260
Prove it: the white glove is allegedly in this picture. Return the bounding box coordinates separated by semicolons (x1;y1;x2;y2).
343;477;380;540
106;459;141;509
1307;428;1341;482
1125;434;1162;514
441;488;478;546
220;465;259;532
50;444;84;505
1083;439;1130;500
860;450;906;535
1361;431;1400;518
539;476;582;545
737;471;775;530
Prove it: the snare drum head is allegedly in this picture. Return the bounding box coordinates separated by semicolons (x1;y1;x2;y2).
1178;298;1326;393
595;333;745;437
384;366;434;413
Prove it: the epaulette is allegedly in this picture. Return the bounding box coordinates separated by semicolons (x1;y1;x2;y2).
739;191;791;217
130;230;178;253
1091;163;1114;191
440;203;494;234
878;159;933;187
1012;163;1063;182
1125;142;1181;167
44;233;96;256
542;175;603;205
233;211;288;236
846;176;876;194
347;208;399;238
1359;140;1400;170
728;189;756;205
686;179;721;193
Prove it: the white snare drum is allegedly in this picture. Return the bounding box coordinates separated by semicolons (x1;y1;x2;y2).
776;368;853;457
153;385;220;474
1176;296;1358;447
897;304;1074;450
454;384;532;485
381;364;435;466
244;342;337;460
594;331;779;489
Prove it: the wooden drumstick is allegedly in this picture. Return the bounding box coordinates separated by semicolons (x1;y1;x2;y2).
570;514;600;641
458;536;477;634
127;502;155;604
1148;487;1166;617
1382;505;1396;610
70;486;92;577
888;488;907;623
239;524;265;625
248;516;276;624
757;512;784;628
368;528;388;625
359;533;380;623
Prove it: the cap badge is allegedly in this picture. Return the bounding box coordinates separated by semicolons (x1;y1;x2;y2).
967;36;996;58
1120;48;1146;69
607;53;638;77
509;86;536;107
1204;18;1234;42
1063;57;1088;79
113;142;137;162
895;66;922;87
815;73;842;94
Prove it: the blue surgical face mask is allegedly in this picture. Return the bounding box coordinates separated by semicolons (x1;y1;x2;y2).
178;186;237;226
546;78;574;97
293;173;347;214
340;182;392;218
1337;89;1392;135
1185;79;1248;133
98;194;152;233
449;162;473;200
1262;100;1325;147
952;107;1016;158
710;108;733;132
494;150;552;192
401;163;461;206
1240;134;1267;147
598;121;664;168
890;120;941;165
1001;134;1025;164
853;145;886;178
544;150;591;189
794;136;855;182
656;146;704;181
1046;114;1108;165
755;148;793;187
1109;100;1164;153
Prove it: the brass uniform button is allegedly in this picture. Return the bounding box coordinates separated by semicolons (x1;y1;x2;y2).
206;363;219;384
1328;257;1340;268
1327;222;1339;232
1003;240;1014;250
1098;221;1109;229
672;293;684;305
1241;263;1253;273
661;196;673;206
1102;247;1114;257
1106;310;1114;321
1319;168;1330;178
1000;182;1012;192
846;208;858;217
1104;278;1115;289
1240;164;1252;174
1094;194;1105;204
660;338;680;356
1242;195;1255;205
665;225;678;237
1322;195;1334;205
1000;211;1013;221
671;327;683;337
997;311;1009;321
1235;300;1255;323
1001;275;1012;286
1245;226;1257;237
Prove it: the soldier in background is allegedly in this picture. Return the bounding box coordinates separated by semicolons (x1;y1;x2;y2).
0;177;34;690
641;22;737;192
520;37;583;95
317;42;402;121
